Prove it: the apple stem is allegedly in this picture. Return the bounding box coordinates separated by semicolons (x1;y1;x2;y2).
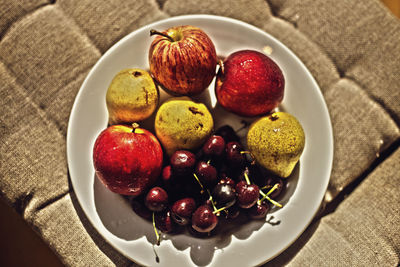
150;29;174;42
131;123;140;133
218;59;225;75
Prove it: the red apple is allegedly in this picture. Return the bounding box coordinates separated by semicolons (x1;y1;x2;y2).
149;25;217;96
93;124;163;196
215;50;285;117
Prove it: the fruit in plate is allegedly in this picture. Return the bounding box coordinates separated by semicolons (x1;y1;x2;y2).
145;186;168;212
191;205;218;233
235;181;259;209
171;197;196;226
247;112;305;178
106;68;159;125
93;124;163;196
215;49;285;117
149;25;217;96
170;150;196;176
154;97;213;155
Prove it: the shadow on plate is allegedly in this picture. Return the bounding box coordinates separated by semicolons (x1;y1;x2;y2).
94;162;299;266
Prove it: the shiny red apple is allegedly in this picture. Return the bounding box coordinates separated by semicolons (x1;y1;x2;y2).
215;49;285;117
93;124;163;196
149;25;217;96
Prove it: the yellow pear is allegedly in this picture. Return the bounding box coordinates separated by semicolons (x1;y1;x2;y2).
106;69;159;125
247;112;305;178
154;97;213;155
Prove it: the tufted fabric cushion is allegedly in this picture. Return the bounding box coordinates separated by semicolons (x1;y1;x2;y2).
0;0;399;266
267;147;400;266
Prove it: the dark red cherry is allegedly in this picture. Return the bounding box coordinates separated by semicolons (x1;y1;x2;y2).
195;161;217;185
235;181;259;209
145;187;168;212
192;205;218;233
170;150;196;175
266;177;285;199
155;210;176;233
171;198;196;226
212;184;236;209
202;135;225;157
225;141;245;166
248;201;270;219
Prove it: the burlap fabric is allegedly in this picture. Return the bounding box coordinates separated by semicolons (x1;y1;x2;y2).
0;0;399;266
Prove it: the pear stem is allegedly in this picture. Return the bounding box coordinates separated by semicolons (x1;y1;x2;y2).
150;29;174;42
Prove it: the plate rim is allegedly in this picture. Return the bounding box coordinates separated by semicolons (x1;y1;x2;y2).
66;14;334;266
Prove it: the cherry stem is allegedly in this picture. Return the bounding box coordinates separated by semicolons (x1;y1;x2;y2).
193;174;224;216
261;185;272;190
150;29;174;42
266;183;281;196
193;173;205;194
213;206;228;215
152;212;161;246
204;188;219;213
244;172;251;185
258;184;283;208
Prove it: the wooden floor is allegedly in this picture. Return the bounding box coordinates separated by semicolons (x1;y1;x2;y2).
0;1;399;266
381;0;400;18
0;198;64;266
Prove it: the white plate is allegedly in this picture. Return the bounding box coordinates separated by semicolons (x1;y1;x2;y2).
67;15;333;267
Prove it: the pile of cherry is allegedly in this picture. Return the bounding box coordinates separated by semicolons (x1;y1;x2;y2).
131;125;285;239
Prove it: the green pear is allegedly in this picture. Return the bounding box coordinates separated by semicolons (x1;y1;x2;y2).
106;68;159;125
154;97;213;155
247;112;305;178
